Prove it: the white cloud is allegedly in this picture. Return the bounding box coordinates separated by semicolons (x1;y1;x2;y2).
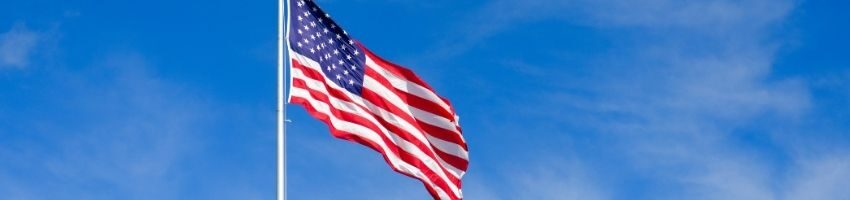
286;128;432;200
422;0;794;63
629;144;777;200
460;178;502;200
0;52;213;199
312;1;846;199
543;0;806;198
569;0;792;30
785;154;850;200
0;23;39;68
425;0;836;199
511;159;609;200
450;157;607;200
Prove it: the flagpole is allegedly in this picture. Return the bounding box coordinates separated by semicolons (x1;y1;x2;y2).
277;0;288;199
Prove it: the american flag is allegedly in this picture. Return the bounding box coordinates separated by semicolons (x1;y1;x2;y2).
286;0;469;199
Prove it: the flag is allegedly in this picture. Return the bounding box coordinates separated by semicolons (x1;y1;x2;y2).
286;0;469;199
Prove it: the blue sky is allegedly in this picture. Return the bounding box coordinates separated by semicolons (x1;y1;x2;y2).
2;0;850;199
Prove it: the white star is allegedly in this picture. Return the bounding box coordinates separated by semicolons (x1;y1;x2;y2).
303;38;309;44
348;79;355;85
331;64;337;69
303;11;309;17
297;29;303;35
346;55;352;60
353;50;359;55
310;35;316;40
310;22;317;27
348;40;354;45
303;25;310;30
325;13;330;18
333;49;340;55
326;66;331;71
297;42;303;47
335;74;342;80
310;48;316;53
352;65;357;70
338;60;344;65
323;28;329;33
343;70;349;75
298;16;303;21
336;34;342;39
328;39;334;44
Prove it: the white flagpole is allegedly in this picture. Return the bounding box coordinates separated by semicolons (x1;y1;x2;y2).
277;0;288;199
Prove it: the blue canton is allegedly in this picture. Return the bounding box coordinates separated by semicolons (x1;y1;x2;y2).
289;0;367;95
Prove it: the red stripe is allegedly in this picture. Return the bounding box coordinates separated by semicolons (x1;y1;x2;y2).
364;67;456;128
291;54;465;152
291;63;465;183
358;43;438;93
290;91;461;200
294;78;465;183
434;148;469;172
363;66;467;149
292;78;460;185
360;88;468;150
292;60;468;152
289;96;446;199
358;43;456;112
290;59;463;199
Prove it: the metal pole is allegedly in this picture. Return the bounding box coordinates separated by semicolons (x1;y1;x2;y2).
277;0;288;199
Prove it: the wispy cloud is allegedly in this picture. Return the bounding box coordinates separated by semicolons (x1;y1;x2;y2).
512;159;608;200
408;0;850;199
421;0;795;62
456;157;608;200
0;51;214;199
0;23;39;69
287;124;444;200
520;1;807;198
785;153;850;199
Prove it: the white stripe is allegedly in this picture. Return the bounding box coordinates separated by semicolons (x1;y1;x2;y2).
291;85;460;199
292;50;469;159
433;152;465;178
364;55;464;131
364;55;454;116
289;87;454;200
426;133;468;160
292;57;470;164
361;75;462;136
360;66;470;169
289;52;464;198
363;57;464;137
292;68;465;178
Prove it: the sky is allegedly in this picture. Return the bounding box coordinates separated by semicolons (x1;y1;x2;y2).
1;0;850;199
